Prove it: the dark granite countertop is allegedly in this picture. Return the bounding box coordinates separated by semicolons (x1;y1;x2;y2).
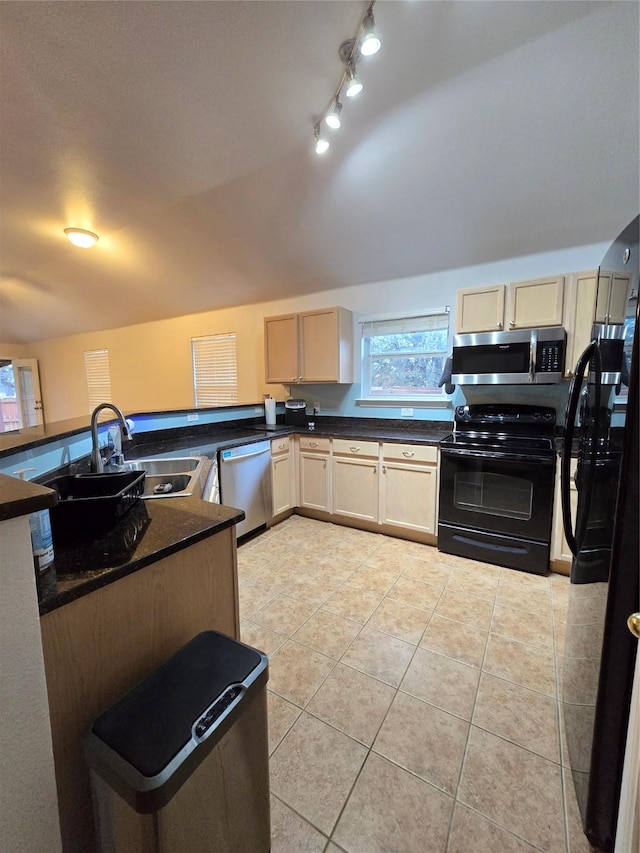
0;473;57;521
37;496;244;615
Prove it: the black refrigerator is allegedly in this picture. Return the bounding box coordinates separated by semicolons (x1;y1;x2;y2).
560;215;639;852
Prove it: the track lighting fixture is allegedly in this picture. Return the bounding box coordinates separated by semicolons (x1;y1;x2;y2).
325;98;343;130
312;0;381;154
345;64;363;98
360;9;381;56
314;124;330;154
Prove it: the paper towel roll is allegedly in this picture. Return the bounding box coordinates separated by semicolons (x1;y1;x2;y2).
265;398;276;426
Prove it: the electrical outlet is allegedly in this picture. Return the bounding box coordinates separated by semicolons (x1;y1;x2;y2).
313;402;320;415
401;407;414;417
254;407;263;414
186;413;199;422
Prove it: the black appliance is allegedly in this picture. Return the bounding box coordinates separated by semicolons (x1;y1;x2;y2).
438;404;556;574
451;327;566;385
284;399;307;426
560;215;639;852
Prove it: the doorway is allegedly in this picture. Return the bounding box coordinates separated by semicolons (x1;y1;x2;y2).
0;359;44;431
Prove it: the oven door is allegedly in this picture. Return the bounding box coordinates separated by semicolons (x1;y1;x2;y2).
438;447;556;573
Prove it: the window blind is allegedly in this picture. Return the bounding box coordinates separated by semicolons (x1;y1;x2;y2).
362;312;450;337
192;333;238;407
84;349;112;414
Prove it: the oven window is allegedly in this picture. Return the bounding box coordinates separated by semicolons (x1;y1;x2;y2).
453;472;533;521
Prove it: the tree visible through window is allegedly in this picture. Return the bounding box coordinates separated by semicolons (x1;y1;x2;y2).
361;312;449;398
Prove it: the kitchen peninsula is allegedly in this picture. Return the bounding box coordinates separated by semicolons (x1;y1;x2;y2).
0;461;245;852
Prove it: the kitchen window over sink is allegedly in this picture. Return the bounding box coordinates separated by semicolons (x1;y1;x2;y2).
360;310;450;403
192;333;238;406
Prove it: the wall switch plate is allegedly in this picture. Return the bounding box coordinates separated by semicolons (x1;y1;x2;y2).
401;407;414;417
187;413;199;422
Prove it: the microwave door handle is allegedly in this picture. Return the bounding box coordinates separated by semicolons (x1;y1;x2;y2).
529;330;537;383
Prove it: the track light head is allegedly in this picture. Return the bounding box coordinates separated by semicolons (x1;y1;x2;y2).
360;10;381;56
325;98;343;130
345;64;363;98
314;124;330;154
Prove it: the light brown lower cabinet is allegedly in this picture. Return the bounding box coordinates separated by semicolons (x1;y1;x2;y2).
40;528;239;853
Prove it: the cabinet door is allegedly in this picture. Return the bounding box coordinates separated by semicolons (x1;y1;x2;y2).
380;461;437;534
563;271;599;377
332;457;379;521
264;314;299;383
607;273;632;324
299;452;330;511
271;453;292;515
298;307;353;383
507;276;564;329
455;285;505;334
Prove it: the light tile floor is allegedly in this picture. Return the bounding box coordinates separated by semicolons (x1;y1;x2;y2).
238;516;598;853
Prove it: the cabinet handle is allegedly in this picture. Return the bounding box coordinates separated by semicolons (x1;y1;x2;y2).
349;446;360;452
382;465;386;473
497;321;503;329
402;451;415;458
509;320;515;328
309;442;318;447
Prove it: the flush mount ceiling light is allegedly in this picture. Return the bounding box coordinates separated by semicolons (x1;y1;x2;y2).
312;0;382;154
64;227;99;249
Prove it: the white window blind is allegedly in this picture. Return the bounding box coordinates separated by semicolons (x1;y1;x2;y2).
192;333;238;407
362;312;450;337
84;349;112;413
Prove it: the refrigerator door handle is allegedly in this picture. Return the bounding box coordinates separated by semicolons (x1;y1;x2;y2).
561;340;602;556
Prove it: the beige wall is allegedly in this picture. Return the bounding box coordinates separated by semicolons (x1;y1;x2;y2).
0;342;29;359
29;241;609;423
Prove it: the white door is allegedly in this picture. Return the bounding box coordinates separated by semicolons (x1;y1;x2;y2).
14;359;44;426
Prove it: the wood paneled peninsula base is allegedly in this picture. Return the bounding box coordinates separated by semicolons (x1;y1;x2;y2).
38;496;243;853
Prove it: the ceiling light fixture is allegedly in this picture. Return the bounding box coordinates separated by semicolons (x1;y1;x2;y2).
64;227;99;249
314;124;330;154
345;64;363;98
325;97;343;130
360;9;381;56
312;0;381;154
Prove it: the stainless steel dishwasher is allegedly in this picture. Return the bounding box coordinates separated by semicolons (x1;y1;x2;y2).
219;440;272;538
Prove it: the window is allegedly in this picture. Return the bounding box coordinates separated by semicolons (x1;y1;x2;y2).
84;349;112;413
192;333;238;407
361;311;450;400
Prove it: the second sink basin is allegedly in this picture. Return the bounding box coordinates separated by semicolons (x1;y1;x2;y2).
123;456;207;499
126;457;201;475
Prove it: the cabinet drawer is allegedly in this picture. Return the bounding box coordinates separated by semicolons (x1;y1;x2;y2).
298;435;330;453
381;442;438;464
271;437;291;455
332;438;379;458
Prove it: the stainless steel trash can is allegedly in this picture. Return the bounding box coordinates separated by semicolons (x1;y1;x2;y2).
84;631;270;853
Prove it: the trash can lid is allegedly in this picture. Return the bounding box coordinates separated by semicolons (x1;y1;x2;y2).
90;631;265;778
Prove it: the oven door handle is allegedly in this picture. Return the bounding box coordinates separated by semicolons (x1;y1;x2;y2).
440;447;554;465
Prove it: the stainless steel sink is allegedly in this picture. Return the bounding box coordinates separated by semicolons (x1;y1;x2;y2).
126;457;201;475
123;456;207;498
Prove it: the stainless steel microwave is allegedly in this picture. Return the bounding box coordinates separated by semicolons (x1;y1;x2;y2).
451;327;566;385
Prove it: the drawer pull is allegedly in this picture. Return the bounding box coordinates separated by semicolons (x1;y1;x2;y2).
402;451;415;458
349;446;360;452
309;442;318;448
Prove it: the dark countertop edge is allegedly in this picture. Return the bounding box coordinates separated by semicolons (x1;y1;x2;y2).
0;473;57;521
38;504;244;616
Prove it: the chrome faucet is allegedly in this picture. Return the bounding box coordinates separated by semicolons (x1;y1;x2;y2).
90;403;131;473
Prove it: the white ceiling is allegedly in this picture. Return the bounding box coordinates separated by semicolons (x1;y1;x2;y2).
1;0;638;345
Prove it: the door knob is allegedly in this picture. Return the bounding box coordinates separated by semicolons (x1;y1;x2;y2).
627;613;640;639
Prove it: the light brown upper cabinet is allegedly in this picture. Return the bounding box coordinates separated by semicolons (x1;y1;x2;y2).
455;276;564;334
563;270;632;376
264;307;353;384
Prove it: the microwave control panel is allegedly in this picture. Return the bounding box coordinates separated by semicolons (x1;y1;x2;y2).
536;341;564;372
